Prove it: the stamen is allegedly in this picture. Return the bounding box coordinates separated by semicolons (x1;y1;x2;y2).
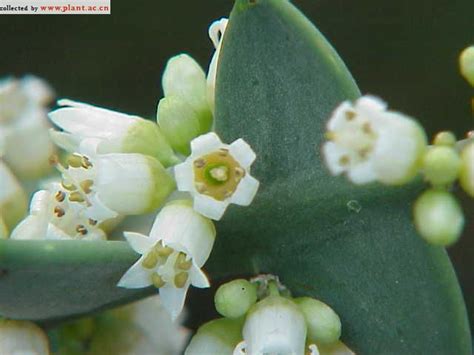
81;156;93;169
69;191;85;203
345;110;356;120
61;180;76;191
175;252;192;270
53;206;65;217
80;179;93;194
142;250;159;269
76;225;88;235
55;191;66;202
218;148;229;157
234;167;246;179
174;272;189;288
339;155;350;166
88;218;98;226
193;159;206;168
362;122;373;134
67;154;83;168
155;244;174;257
195;182;208;193
151;272;166;288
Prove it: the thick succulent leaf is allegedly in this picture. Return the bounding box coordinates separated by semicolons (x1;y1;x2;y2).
209;0;472;353
0;240;154;324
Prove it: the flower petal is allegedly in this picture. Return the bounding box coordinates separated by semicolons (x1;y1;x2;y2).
117;258;152;289
193;194;228;221
159;283;189;321
347;160;377;184
123;231;154;254
174;161;194;192
230;175;259;206
49;129;79;152
229;138;256;169
189;266;210;288
190;132;223;157
322;141;350;176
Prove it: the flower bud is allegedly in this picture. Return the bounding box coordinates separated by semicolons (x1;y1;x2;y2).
433;131;457;147
460;143;474;197
459;46;474;87
215;279;258;319
0;160;28;234
422;146;461;186
294;297;341;344
414;190;464;246
0;320;49;355
185;318;243;355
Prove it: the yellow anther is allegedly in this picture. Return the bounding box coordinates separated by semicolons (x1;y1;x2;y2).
175;252;192;270
339;155;350;166
80;179;94;194
345;111;356;120
67;154;84;168
69;191;85;203
142;250;159;269
362;122;373;134
174;272;189;288
88;218;98;226
61;180;76;191
55;191;66;202
155;244;174;257
76;225;88;235
234;167;246;179
53;206;65;217
151;272;166;288
81;156;93;169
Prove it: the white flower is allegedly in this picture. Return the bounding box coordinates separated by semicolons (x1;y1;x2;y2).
322;96;427;185
118;200;216;320
233;296;318;355
207;17;228;112
0;160;27;236
174;132;259;220
11;184;107;241
0;320;49;355
0;75;55;179
49;99;178;167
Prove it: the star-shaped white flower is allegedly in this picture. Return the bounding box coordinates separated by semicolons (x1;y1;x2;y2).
322;95;427;185
174;132;259;220
118;200;216;320
49;99;178;167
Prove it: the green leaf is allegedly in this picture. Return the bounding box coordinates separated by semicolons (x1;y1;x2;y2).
0;240;154;325
209;0;472;353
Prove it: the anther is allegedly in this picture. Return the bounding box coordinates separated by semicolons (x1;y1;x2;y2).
67;154;83;168
142;251;159;269
155;244;174;257
234;167;246;178
218;148;229;156
88;218;98;226
81;156;93;169
339;155;350;166
345;110;356;120
362;122;373;134
76;225;88;235
53;206;65;217
55;191;66;202
80;179;93;194
193;159;206;168
151;272;166;288
174;272;189;288
61;180;76;191
175;253;192;270
69;191;85;203
195;182;208;193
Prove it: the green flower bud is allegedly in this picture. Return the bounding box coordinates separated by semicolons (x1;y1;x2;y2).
294;297;341;345
459;143;474;197
157;96;202;156
414;190;464;246
459;46;474;87
185;318;243;355
422;146;461;186
215;279;258;318
433;131;457;147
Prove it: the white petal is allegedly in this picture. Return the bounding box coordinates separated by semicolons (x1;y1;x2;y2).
347;160;377;184
327;101;353;131
322;142;347;175
49;129;79;152
78;137;103;157
46;223;72;240
10;215;46;240
229;138;256;169
193;194;228;221
29;190;51;215
190;132;223;157
86;194;120;221
230;175;259;206
174;161;194;192
151;202;216;266
355;95;387;113
159;283;189;320
123;231;155;254
189;266;210;288
117;258;153;289
21;75;54;104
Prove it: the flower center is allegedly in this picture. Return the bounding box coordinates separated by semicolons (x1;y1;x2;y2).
142;241;192;289
193;148;245;201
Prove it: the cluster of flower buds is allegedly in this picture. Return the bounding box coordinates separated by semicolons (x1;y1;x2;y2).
322;94;473;247
186;275;353;355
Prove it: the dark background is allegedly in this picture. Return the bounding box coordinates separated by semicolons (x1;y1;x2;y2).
1;0;472;326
